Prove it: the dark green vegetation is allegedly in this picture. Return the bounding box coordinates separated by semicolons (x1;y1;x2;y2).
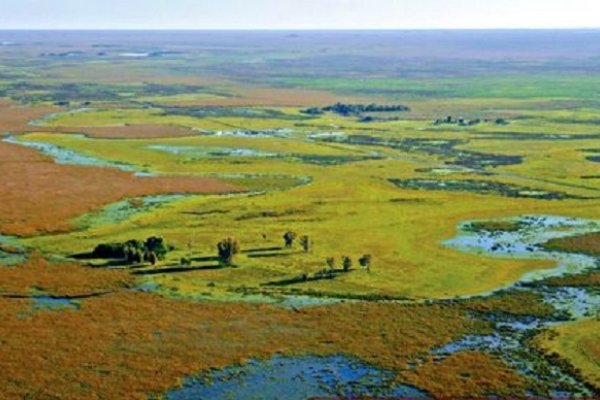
217;237;241;265
465;220;525;233
542;232;600;257
316;135;523;170
86;236;172;265
434;115;509;126
3;82;224;105
389;178;586;199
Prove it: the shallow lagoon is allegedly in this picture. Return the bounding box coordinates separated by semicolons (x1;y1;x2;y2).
72;194;190;230
32;296;79;311
445;215;600;286
165;355;426;400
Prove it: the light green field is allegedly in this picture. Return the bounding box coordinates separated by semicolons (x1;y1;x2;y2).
538;319;600;388
18;105;600;301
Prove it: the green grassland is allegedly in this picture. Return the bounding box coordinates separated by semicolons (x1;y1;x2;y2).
16;102;600;301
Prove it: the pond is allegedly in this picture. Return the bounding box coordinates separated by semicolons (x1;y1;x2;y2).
165;355;426;400
32;296;80;311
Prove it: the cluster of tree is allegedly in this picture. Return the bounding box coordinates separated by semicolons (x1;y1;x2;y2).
433;116;509;126
302;103;410;117
91;236;171;265
283;231;311;252
321;254;372;275
213;232;311;267
267;253;373;287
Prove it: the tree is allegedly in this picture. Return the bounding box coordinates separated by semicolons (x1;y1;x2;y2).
124;247;135;264
144;236;169;260
218;237;241;265
342;256;352;272
283;231;297;248
326;257;335;270
132;249;143;265
359;254;372;272
144;251;157;266
300;235;311;252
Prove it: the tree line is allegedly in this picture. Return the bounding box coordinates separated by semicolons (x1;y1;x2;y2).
302;103;410;117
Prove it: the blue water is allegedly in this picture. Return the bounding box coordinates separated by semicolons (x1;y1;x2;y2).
72;194;189;230
148;144;277;158
445;215;600;288
166;355;426;400
32;296;79;311
2;135;151;175
436;215;600;397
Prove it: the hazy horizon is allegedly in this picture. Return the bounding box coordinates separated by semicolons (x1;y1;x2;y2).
2;28;600;32
2;0;599;30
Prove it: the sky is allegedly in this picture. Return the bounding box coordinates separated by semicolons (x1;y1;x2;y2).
1;0;599;30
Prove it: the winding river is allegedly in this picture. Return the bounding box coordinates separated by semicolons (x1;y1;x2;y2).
437;215;600;397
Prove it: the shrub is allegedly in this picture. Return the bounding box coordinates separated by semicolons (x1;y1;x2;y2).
326;257;335;270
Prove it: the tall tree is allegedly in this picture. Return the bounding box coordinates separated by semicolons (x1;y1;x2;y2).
300;235;311;252
283;231;297;248
218;237;241;265
342;256;353;272
359;254;372;272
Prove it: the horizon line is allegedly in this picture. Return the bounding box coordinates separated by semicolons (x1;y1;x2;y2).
1;27;600;32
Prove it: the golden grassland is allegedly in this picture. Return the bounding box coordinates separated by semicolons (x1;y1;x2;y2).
0;140;242;236
0;257;491;400
402;351;529;399
0;100;62;133
460;290;555;317
0;255;133;296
